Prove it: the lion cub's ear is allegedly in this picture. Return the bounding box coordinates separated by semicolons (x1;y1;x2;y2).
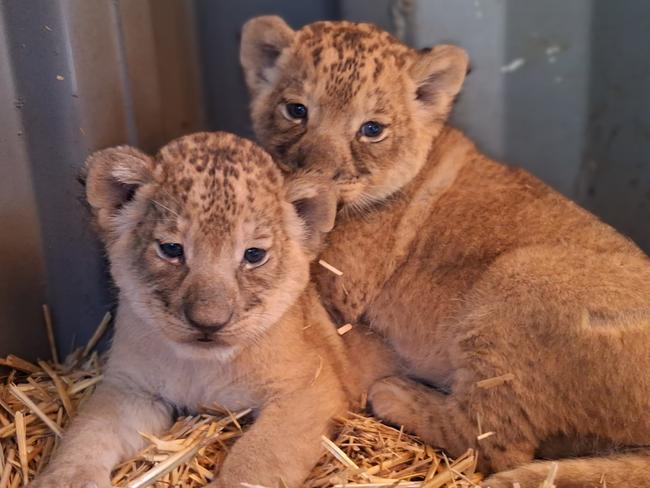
84;146;154;234
240;15;295;95
285;175;338;256
410;44;469;119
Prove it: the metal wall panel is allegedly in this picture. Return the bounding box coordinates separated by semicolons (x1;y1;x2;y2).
0;10;50;360
579;0;650;251
0;0;203;358
411;0;509;164
1;0;647;360
412;0;593;196
410;0;649;251
193;0;341;137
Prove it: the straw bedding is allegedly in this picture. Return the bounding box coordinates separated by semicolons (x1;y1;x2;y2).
0;314;484;488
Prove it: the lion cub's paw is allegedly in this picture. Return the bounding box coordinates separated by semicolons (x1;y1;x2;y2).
369;376;445;426
369;376;416;422
368;375;457;451
480;463;559;488
28;465;110;488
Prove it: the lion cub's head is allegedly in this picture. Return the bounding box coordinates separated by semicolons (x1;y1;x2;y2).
240;17;468;210
85;132;335;358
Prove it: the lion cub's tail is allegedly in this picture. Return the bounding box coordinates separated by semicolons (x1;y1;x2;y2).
483;451;650;487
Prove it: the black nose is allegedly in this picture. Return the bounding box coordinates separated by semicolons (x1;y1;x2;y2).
184;305;232;332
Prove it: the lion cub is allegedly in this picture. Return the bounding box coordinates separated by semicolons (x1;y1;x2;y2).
241;16;650;488
30;132;393;488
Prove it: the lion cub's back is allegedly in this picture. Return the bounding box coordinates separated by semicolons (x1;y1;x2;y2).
415;147;645;268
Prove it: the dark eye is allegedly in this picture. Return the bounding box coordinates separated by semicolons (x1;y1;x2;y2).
360;121;384;139
285;103;308;120
244;248;267;265
156;241;184;261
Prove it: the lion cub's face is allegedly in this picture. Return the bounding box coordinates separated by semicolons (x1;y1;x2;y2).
241;17;468;210
85;132;335;357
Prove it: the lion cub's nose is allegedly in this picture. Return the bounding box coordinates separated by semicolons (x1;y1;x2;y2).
183;303;233;332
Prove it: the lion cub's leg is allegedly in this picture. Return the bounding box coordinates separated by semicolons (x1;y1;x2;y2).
209;379;346;488
369;375;537;473
29;382;173;488
371;249;650;476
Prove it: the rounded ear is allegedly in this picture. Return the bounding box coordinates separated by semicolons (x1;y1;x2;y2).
410;44;469;119
285;175;338;256
84;146;154;233
240;15;295;95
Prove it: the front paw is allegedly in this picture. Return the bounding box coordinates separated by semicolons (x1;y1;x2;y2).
28;464;110;488
368;375;454;451
368;376;435;426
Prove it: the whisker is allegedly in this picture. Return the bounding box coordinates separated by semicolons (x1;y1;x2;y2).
146;219;179;224
151;199;180;217
157;188;184;208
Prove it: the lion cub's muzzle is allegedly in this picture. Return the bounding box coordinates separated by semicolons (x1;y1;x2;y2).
183;301;233;332
184;305;233;333
181;281;236;341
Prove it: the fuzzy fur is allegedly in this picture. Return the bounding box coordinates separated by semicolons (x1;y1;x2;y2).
241;17;650;487
29;132;398;488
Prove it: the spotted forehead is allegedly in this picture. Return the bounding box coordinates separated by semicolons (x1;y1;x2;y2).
292;21;413;104
154;132;284;230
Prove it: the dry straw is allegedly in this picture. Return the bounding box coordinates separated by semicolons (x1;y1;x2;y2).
0;355;483;487
0;312;485;487
318;260;343;277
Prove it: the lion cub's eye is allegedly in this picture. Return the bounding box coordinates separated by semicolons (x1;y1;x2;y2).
284;103;308;121
155;241;184;264
359;121;385;140
243;248;268;267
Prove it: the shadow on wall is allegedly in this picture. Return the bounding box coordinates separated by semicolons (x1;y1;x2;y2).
503;0;649;252
411;0;648;252
193;0;396;137
0;0;204;359
579;0;650;252
194;0;341;138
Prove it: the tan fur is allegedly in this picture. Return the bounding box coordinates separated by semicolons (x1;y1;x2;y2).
29;132;398;488
241;17;650;487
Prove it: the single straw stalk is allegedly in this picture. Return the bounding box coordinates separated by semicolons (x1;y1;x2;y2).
41;305;59;364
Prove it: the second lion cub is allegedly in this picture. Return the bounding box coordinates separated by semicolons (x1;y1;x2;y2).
29;132;395;488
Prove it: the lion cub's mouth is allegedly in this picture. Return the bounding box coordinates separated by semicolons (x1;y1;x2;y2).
187;332;224;347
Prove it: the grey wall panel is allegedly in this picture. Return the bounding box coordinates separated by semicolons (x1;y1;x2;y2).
412;0;592;196
411;0;508;163
579;0;650;251
194;0;341;138
118;0;204;153
0;7;50;360
0;0;204;359
339;0;394;33
502;0;592;197
1;0;118;359
410;0;648;252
